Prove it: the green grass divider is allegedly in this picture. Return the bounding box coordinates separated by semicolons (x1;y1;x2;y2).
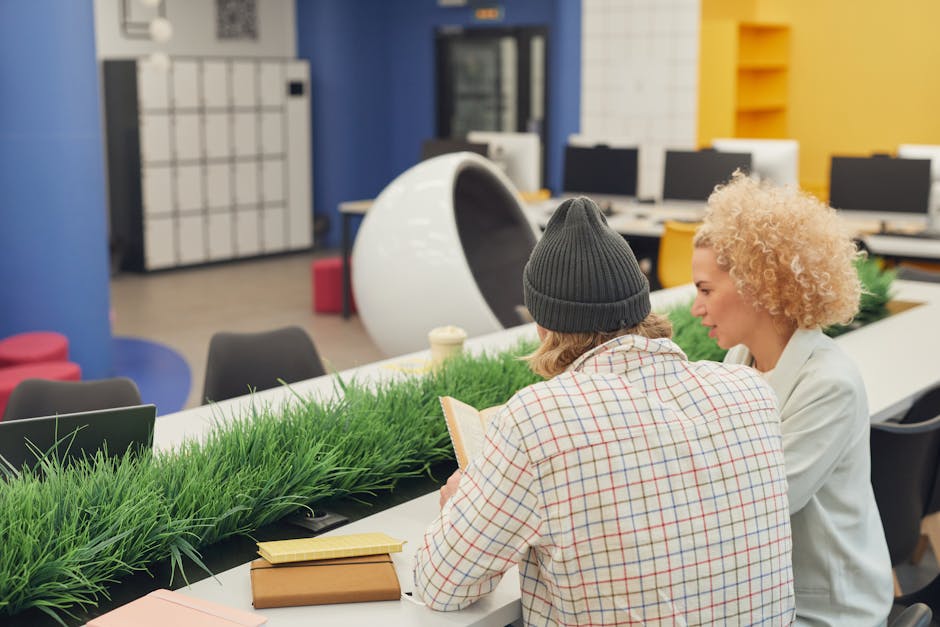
0;345;541;623
0;257;894;623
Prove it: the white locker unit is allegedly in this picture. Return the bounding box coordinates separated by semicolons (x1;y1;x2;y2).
103;57;313;272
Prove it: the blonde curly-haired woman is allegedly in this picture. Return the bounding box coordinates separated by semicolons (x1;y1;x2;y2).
691;172;893;626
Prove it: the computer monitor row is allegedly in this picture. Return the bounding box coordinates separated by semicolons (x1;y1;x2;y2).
423;135;936;214
563;145;754;202
423;136;803;202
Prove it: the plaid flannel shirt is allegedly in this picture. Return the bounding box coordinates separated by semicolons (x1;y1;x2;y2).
415;335;794;626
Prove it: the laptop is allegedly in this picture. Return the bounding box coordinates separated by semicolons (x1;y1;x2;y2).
0;404;156;473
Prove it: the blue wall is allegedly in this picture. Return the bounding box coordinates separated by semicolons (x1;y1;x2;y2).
0;2;112;378
296;0;581;249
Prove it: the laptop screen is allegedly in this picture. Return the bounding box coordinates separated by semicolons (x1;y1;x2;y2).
0;404;156;473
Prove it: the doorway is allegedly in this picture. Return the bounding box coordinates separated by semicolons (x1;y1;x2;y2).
435;26;548;180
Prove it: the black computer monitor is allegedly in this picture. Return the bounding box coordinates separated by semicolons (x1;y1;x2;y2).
421;138;489;161
662;150;752;201
829;155;931;216
562;145;639;196
0;404;156;473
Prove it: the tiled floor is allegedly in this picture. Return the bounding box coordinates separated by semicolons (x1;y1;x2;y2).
109;249;384;409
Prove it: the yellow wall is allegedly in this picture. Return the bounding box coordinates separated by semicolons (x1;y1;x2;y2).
702;0;940;199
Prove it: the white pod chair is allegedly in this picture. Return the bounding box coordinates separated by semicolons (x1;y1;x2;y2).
352;152;539;357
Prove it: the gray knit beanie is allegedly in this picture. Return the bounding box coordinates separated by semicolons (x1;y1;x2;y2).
523;196;651;333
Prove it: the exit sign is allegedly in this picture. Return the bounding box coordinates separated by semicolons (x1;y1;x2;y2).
474;6;504;21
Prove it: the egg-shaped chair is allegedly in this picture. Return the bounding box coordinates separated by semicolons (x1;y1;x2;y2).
352;152;539;357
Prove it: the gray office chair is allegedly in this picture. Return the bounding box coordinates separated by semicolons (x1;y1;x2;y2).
202;326;326;404
2;377;143;421
900;383;940;566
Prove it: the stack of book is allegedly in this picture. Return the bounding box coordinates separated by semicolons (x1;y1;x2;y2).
251;532;406;609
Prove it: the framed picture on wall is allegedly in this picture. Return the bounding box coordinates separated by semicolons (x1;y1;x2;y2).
217;0;258;40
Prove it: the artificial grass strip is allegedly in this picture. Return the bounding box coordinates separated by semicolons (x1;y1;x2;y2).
0;344;541;623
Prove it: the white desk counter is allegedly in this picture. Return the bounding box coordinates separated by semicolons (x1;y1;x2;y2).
862;233;940;260
155;280;940;626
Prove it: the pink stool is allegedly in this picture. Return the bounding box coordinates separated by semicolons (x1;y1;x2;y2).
0;332;69;368
0;361;82;420
312;257;356;314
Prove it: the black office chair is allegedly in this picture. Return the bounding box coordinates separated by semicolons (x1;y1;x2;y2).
870;412;940;595
899;383;940;565
202;326;326;403
2;377;143;421
896;573;940;625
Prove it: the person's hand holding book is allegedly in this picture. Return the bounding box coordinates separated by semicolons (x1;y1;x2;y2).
439;469;463;508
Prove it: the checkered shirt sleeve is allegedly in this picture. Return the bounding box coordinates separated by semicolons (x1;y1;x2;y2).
414;336;794;625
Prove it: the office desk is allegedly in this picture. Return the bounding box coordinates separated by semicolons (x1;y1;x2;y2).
525;197;705;238
160;280;940;625
126;279;940;627
339;200;373;320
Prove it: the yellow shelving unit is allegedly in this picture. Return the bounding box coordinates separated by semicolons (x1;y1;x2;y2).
698;20;791;145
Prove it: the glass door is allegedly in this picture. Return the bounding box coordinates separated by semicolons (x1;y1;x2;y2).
436;26;548;149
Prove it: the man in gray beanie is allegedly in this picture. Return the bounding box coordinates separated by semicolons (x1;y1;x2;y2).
416;197;794;625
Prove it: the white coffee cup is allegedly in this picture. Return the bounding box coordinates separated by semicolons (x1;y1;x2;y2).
428;325;468;368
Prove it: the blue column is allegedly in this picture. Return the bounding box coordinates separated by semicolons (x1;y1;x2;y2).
0;2;112;378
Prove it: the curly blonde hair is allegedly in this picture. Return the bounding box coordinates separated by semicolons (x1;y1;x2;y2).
693;171;862;329
524;313;673;378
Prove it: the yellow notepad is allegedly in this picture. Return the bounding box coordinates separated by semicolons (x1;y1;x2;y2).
257;532;405;565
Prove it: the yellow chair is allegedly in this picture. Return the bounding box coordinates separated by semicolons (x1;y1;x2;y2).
657;220;702;288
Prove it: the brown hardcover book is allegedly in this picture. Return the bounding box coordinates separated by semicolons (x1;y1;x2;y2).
250;554;401;609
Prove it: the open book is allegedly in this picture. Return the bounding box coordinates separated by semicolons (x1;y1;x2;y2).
439;396;504;470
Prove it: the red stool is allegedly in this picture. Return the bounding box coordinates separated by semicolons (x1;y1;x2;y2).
0;332;69;368
0;361;82;420
312;257;356;314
